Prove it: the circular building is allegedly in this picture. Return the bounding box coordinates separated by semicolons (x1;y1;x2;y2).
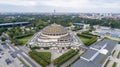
41;23;68;38
28;23;81;48
38;23;72;43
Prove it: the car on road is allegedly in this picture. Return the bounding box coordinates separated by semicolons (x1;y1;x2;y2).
1;52;4;55
5;58;12;65
11;52;17;58
0;49;2;51
8;50;13;53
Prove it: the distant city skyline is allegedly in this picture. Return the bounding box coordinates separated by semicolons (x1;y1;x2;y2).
0;0;120;13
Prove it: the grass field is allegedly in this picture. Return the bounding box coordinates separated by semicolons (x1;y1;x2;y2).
112;62;117;67
29;51;51;67
78;36;91;44
77;33;98;46
19;58;30;67
117;52;120;59
18;35;32;45
35;52;51;64
54;50;79;66
104;60;110;67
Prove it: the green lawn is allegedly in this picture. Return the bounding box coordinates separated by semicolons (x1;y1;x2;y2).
79;36;91;44
112;62;117;67
77;33;98;46
19;58;30;67
29;51;51;67
35;52;51;64
18;36;32;45
104;60;110;67
117;52;120;59
112;50;116;56
104;37;120;44
54;50;79;66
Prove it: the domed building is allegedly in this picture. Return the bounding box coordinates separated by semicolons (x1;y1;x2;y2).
28;23;81;49
38;23;73;42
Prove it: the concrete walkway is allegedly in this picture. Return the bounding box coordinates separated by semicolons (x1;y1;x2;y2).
106;60;114;67
113;50;119;58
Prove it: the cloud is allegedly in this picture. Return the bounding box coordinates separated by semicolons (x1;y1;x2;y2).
0;0;120;13
0;0;37;6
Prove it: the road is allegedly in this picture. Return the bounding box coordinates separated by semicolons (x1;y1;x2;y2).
7;43;41;67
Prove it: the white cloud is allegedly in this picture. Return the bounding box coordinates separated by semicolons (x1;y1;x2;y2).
0;0;37;6
0;0;120;13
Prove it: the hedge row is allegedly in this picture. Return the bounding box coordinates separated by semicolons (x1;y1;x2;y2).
86;36;97;46
30;46;50;50
54;50;79;66
15;33;33;39
67;52;84;67
82;31;98;36
29;51;50;67
112;62;117;67
117;51;120;59
19;58;30;67
77;33;98;46
104;60;110;67
77;34;92;39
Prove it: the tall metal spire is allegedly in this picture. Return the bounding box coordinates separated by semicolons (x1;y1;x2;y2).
54;9;56;14
53;9;56;24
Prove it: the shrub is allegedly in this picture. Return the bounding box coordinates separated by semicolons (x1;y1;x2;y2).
29;51;51;67
35;52;51;64
112;62;117;67
77;33;97;46
30;46;50;50
54;50;79;66
15;33;33;39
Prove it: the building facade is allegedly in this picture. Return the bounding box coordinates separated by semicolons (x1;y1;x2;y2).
28;23;82;49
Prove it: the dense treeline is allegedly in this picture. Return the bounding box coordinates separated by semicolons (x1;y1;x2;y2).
0;14;120;45
0;14;120;28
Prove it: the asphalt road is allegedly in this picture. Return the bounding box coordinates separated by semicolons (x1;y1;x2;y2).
8;43;39;67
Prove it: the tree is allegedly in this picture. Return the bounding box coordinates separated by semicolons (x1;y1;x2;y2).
68;22;73;26
89;26;95;32
1;37;6;41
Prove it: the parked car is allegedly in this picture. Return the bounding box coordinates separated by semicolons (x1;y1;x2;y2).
5;58;12;65
8;50;13;53
1;52;4;55
0;49;2;51
11;52;17;58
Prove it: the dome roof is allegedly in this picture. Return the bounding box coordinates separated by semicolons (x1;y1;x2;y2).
41;23;67;35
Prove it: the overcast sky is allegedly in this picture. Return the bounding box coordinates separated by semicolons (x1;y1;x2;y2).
0;0;120;13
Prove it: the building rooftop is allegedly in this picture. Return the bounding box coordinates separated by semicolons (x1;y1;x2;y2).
72;39;118;67
81;49;98;60
0;22;30;26
42;23;67;35
0;22;30;27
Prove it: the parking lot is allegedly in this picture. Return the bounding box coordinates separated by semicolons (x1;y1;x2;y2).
0;48;24;67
